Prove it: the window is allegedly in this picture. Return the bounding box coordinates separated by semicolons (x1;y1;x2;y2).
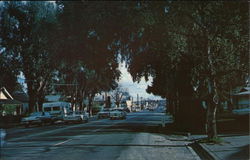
52;106;60;111
44;107;51;112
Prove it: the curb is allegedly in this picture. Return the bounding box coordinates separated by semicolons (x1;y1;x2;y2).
198;143;221;160
187;145;202;160
172;131;191;137
189;142;216;160
0;123;21;129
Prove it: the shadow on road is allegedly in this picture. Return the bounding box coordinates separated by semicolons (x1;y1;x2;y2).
226;144;250;160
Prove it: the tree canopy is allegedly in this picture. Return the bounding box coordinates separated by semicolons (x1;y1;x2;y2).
0;1;248;138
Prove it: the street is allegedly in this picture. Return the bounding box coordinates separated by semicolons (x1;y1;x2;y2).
0;111;200;160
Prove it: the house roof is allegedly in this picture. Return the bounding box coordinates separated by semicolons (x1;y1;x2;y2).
12;91;29;102
0;99;22;105
0;87;14;100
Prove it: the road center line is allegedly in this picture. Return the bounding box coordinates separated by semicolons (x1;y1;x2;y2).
53;139;73;146
51;119;129;147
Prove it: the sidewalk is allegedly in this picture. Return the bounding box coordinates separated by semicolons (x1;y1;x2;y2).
191;134;250;160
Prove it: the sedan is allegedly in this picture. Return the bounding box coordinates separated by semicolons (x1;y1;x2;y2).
109;108;126;120
97;108;112;119
21;112;53;127
63;111;89;124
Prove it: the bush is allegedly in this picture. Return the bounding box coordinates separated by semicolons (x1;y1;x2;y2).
198;137;224;144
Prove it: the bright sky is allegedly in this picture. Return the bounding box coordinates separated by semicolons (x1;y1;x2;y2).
118;62;163;100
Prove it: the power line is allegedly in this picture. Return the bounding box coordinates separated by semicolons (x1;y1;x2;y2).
51;83;78;86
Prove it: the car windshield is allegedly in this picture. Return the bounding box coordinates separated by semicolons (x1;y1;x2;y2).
52;106;60;111
102;109;110;112
75;111;82;114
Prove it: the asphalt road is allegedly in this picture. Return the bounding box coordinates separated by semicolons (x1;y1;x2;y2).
0;111;200;160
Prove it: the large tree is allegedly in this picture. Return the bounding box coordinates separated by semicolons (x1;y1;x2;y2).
116;1;248;138
55;2;121;114
0;2;59;112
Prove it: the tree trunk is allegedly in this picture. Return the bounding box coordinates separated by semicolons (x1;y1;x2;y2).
166;97;169;114
88;94;94;116
37;76;49;112
168;96;174;115
28;95;36;113
70;92;75;111
27;81;36;113
37;90;45;112
79;98;83;111
206;39;219;139
105;96;111;108
173;98;178;121
206;98;218;139
116;102;120;107
37;97;44;112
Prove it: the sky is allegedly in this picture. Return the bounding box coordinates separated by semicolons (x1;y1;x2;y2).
118;62;163;100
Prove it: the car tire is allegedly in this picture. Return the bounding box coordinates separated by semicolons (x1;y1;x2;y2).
78;118;83;123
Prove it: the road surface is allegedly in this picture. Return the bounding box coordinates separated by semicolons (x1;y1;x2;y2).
0;111;200;160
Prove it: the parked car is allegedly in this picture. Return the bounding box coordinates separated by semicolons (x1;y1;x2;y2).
232;108;250;115
63;111;89;124
21;112;53;127
109;108;126;120
232;108;250;121
97;108;112;119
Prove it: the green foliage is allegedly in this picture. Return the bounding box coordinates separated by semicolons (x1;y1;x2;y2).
114;1;248;137
0;104;17;115
0;2;60;112
117;1;248;102
198;137;224;144
0;1;248;131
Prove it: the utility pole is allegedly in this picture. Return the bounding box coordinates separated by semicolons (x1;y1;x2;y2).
137;94;139;106
131;97;134;111
140;97;143;110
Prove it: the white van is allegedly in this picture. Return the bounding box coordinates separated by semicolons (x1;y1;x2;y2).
42;102;71;121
